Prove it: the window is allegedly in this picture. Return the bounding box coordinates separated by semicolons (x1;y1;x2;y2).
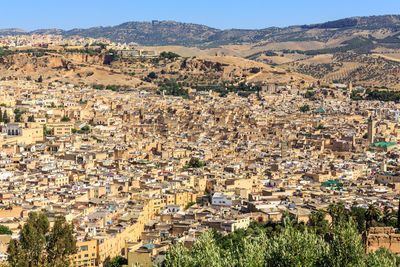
80;245;88;251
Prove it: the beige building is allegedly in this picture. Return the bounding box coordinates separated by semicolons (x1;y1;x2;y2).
1;123;43;145
46;122;73;136
73;240;98;267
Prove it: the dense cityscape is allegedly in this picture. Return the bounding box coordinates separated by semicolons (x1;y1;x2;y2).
2;2;400;266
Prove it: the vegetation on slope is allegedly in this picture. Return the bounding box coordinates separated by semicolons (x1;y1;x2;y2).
164;203;400;267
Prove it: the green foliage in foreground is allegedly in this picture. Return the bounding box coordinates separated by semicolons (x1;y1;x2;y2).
7;212;76;267
164;218;400;267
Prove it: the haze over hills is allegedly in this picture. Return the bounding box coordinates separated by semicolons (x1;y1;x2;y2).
2;15;400;48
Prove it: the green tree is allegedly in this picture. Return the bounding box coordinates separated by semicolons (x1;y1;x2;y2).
350;205;367;233
7;239;21;267
382;206;397;227
93;84;105;90
3;110;9;123
17;212;49;266
46;216;76;266
147;72;158;79
308;210;329;236
365;248;399;267
327;202;349;226
305;91;316;99
164;241;193;267
264;219;330;267
61;116;71;122
28;115;35;122
80;125;90;133
183;230;230;267
107;256;128;267
0;108;3;122
186;158;206;168
163;216;400;267
159;79;189;98
327;220;365;267
159;51;180;60
0;225;11;235
365;205;382;230
14;109;24;122
300;104;310;113
7;212;76;267
43;125;49;136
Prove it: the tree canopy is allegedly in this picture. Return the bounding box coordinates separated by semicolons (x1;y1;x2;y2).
107;256;128;267
164;203;400;267
61;116;71;122
300;104;310;112
0;225;11;235
7;212;76;267
185;157;206;168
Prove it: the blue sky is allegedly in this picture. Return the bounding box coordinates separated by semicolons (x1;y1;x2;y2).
1;0;400;30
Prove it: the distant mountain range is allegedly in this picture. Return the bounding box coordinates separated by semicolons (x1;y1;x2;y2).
2;15;400;48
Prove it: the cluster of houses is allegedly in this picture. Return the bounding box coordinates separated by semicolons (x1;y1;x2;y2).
0;79;398;266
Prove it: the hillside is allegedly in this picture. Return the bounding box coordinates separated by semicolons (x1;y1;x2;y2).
3;15;400;87
0;49;314;93
2;15;400;48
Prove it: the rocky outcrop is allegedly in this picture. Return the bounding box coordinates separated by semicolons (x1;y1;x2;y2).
0;52;106;71
180;58;228;72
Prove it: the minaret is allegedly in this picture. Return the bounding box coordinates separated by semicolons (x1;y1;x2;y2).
367;116;376;144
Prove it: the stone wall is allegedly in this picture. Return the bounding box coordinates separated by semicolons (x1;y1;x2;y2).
366;227;400;254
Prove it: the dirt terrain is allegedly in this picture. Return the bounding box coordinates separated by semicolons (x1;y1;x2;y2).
0;50;315;90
